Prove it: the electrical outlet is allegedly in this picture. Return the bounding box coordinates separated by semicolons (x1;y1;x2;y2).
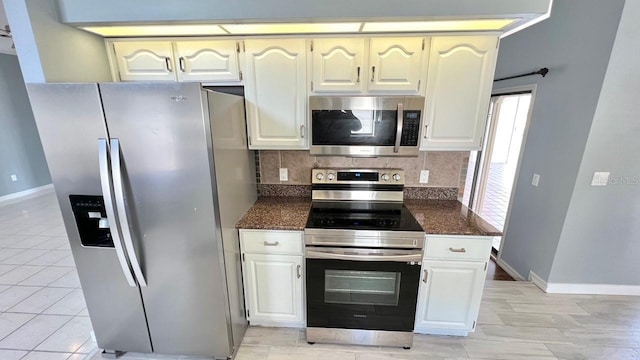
531;173;540;187
419;170;430;184
591;172;610;186
10;174;17;182
279;168;288;182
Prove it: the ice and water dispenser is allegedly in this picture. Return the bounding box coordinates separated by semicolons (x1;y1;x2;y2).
69;195;115;247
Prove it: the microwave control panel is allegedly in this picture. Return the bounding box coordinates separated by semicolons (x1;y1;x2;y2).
400;111;421;146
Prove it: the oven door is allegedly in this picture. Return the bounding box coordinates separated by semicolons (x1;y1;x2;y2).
305;247;422;332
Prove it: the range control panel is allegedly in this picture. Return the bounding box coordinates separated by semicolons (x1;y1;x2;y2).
312;168;405;185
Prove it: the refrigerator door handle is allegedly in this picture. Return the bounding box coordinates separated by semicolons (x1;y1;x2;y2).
98;139;136;287
110;138;148;287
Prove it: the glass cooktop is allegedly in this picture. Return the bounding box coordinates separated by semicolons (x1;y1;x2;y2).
305;202;424;232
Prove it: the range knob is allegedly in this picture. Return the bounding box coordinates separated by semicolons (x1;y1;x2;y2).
392;173;401;181
316;172;324;181
327;173;336;181
381;174;390;181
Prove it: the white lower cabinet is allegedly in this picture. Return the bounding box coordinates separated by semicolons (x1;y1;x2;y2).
239;230;305;327
414;260;485;334
414;235;491;335
243;253;304;326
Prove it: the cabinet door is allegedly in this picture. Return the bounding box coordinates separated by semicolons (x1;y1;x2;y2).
420;36;498;151
368;37;426;93
174;40;241;82
244;39;308;149
310;38;365;93
243;253;304;326
415;260;486;332
113;41;176;81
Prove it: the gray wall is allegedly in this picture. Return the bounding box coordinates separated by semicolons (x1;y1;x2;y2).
494;0;625;280
4;0;111;83
0;53;50;196
549;0;640;285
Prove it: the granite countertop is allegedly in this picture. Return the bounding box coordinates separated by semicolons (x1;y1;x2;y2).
236;196;501;236
235;196;311;231
405;199;502;236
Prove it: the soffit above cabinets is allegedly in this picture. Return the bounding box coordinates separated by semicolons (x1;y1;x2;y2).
59;0;552;38
80;19;518;37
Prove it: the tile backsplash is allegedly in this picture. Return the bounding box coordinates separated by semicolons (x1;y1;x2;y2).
257;150;469;189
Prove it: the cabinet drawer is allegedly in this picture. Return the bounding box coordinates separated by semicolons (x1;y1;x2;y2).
240;230;304;255
424;236;491;261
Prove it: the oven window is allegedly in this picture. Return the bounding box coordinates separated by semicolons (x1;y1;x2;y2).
324;270;401;306
311;110;397;146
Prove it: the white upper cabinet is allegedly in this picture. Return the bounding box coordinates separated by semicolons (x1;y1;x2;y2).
112;40;241;82
309;37;427;95
113;41;175;81
243;39;308;149
310;38;366;93
368;37;426;93
173;40;240;82
420;36;498;151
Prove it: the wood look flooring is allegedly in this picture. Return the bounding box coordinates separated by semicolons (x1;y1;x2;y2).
4;192;640;360
487;256;515;281
233;282;640;360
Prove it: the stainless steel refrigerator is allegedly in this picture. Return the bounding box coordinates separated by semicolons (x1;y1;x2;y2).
26;83;257;358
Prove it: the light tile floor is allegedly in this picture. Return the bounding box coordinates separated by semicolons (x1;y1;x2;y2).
3;191;640;360
0;191;98;360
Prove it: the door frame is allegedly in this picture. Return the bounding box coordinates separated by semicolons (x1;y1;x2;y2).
490;85;538;259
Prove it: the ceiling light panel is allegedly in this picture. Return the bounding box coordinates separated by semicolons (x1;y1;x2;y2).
362;19;515;32
221;22;362;34
81;24;227;37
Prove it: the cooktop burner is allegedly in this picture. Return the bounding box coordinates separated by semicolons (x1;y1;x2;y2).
306;202;423;232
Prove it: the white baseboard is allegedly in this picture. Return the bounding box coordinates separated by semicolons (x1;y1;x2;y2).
0;184;54;206
496;257;525;281
529;271;640;296
545;283;640;296
528;271;548;291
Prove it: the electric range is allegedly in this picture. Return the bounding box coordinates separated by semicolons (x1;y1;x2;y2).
304;168;424;349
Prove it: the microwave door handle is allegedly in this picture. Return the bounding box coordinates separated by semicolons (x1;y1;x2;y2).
98;139;136;287
394;103;404;153
110;139;148;287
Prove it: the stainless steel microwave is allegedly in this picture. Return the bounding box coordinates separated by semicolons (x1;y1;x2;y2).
309;96;425;157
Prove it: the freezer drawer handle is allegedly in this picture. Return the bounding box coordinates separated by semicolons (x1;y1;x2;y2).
98;139;136;287
110;138;148;287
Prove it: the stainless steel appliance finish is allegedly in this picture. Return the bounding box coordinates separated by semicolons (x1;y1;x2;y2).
309;96;425;157
306;328;414;348
305;168;423;348
305;247;422;262
27;83;257;359
305;228;424;249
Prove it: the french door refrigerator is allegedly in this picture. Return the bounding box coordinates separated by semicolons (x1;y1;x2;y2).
26;83;257;358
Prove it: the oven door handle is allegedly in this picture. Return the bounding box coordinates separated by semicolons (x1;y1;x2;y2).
306;249;422;262
393;102;404;153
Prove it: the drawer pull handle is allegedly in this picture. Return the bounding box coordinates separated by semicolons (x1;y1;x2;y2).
297;265;302;279
263;241;280;246
422;269;428;283
449;247;467;253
